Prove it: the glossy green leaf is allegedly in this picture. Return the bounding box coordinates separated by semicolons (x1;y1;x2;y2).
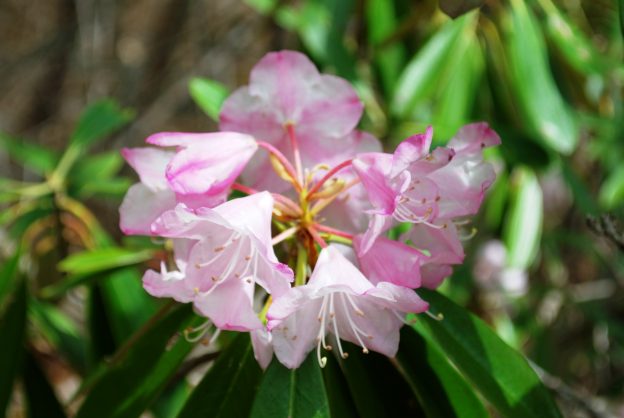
0;132;59;174
503;167;543;269
76;304;194;418
396;327;488;418
23;350;67;418
70;100;133;149
29;299;87;373
250;354;330;418
322;354;358;418
506;0;577;154
58;247;154;275
413;289;562;418
391;12;477;118
188;78;229;122
0;279;27;417
177;333;262;418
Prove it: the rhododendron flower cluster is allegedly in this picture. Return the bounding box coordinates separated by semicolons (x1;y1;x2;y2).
119;50;500;369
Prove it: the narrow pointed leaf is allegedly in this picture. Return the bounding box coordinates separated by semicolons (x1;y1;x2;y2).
177;333;262;418
23;350;67;418
58;247;154;275
250;354;330;418
396;327;488;418
413;289;562;418
70;100;133;149
0;133;59;174
189;78;229;122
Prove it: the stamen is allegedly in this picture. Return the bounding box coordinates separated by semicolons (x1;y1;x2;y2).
459;227;477;241
329;294;348;359
425;310;445;321
184;320;212;343
316;295;330;368
340;294;370;354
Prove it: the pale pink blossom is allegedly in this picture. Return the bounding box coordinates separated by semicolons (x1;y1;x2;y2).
267;246;428;368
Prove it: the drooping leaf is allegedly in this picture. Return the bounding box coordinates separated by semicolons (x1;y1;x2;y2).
75;304;194;418
506;0;577;154
250;354;330;418
396;327;488;418
503;167;543;269
69;100;134;149
177;333;262;418
413;289;562;418
58;247;154;275
0;279;27;417
22;350;67;418
188;78;230;122
0;132;59;174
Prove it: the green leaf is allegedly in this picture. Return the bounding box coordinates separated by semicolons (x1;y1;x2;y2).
76;304;194;418
58;247;154;275
506;0;577;154
396;327;488;418
391;12;477;118
599;164;624;209
413;289;562;418
22;350;67;418
503;167;543;269
0;251;21;308
250;354;330;418
29;299;87;373
70;100;133;149
74;177;133;199
69;151;125;185
188;78;230;121
561;161;598;215
0;279;27;417
177;333;262;418
322;355;358;418
0;133;60;174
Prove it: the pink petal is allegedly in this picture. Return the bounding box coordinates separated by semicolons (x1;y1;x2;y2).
403;222;464;265
119;183;176;235
193;278;263;331
121;148;174;190
391;126;433;177
354;236;425;288
142;269;195;303
306;246;373;295
250;329;274;370
364;282;429;313
447;122;501;154
420;264;454;289
353;153;400;214
212;192;274;244
357;213;394;254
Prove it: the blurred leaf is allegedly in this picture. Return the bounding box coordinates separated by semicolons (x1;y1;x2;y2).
0;279;27;417
69;151;125;186
58;247;154;275
70;100;133;149
250;354;330;418
391;12;477;118
506;0;577;154
439;0;484;18
76;304;194;418
366;0;406;95
599;164;624;209
23;350;67;418
177;333;262;418
87;284;118;366
396;327;488;418
503;167;543;269
74;177;133;199
322;355;359;418
150;381;189;418
188;78;229;122
413;289;562;418
484;167;508;230
245;0;278;14
99;267;158;344
0;133;59;175
539;0;610;75
561;161;599;215
29;299;87;373
0;250;20;308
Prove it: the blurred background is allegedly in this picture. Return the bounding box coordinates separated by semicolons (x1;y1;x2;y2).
0;0;623;417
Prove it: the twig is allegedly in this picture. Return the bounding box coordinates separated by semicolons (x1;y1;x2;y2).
587;214;624;252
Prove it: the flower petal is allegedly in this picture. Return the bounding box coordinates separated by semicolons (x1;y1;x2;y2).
142;269;195;303
119;183;176;235
391;126;433;177
251;329;274;370
121;147;173;190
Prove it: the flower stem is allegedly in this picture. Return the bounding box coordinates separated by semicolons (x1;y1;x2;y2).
295;243;308;286
306;159;353;200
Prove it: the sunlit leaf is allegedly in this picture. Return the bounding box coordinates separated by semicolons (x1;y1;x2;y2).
70;100;134;149
503;167;543;269
177;333;261;418
58;247;154;275
188;78;230;122
413;289;562;418
0;132;59;175
599;165;624;209
250;355;330;418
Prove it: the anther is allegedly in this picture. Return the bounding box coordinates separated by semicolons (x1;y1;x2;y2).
341;352;349;359
211;276;219;282
214;246;225;252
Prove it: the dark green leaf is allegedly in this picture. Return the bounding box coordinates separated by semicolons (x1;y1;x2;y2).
23;350;67;418
76;304;194;418
70;100;133;149
322;354;358;418
0;251;21;308
177;333;262;418
396;327;488;418
0;279;27;417
506;0;577;154
439;0;484;18
87;284;118;366
250;354;330;418
58;247;154;275
188;78;229;122
0;132;59;174
413;289;562;418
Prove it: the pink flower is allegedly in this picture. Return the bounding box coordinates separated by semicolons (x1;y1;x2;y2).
266;246;428;368
119;132;257;236
220;50;374;191
142;192;293;331
353;123;500;252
